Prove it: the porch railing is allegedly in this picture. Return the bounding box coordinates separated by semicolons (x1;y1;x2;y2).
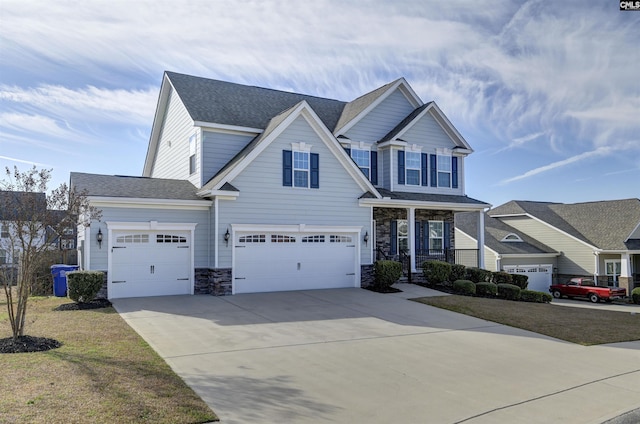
375;248;479;269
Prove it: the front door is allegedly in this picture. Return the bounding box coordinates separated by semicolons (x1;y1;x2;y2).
605;260;621;287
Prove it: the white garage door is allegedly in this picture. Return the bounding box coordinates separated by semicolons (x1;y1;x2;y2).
234;231;358;294
109;231;192;299
503;264;553;293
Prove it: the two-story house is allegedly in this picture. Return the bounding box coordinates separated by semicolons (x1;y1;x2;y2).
71;71;489;299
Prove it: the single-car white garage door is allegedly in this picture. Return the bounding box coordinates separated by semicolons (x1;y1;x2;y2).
503;264;553;293
233;229;359;294
109;230;192;299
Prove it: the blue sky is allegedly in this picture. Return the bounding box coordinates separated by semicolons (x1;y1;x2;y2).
1;0;638;208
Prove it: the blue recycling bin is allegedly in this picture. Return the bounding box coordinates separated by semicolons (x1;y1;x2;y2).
51;264;79;297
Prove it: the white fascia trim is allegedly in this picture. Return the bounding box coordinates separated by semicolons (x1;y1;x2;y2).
143;75;173;176
232;223;362;234
377;140;408;149
195;121;263;135
88;196;212;210
196;189;239;199
359;198;490;211
500;253;561;259
105;221;198;231
336;79;422;135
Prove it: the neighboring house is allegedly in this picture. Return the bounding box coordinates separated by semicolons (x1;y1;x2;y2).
456;199;640;294
72;71;490;299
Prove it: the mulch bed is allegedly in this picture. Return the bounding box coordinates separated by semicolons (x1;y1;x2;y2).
53;298;112;311
0;335;62;354
365;286;403;294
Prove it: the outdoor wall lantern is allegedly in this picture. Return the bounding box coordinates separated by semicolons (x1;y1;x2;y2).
96;228;103;249
224;228;231;246
364;231;369;246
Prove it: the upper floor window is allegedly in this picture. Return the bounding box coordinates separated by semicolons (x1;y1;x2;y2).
351;149;370;178
437;154;451;187
283;149;319;189
293;151;309;188
188;134;196;175
405;152;421;186
1;223;8;238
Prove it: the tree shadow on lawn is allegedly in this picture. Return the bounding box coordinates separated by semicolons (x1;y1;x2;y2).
183;372;341;424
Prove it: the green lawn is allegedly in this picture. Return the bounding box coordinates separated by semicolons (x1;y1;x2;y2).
413;295;640;345
0;295;218;424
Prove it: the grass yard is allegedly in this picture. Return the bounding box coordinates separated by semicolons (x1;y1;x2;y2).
413;295;640;345
0;295;218;424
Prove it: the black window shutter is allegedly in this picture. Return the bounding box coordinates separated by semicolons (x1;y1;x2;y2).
452;157;458;188
444;221;451;250
344;147;351;156
282;150;292;187
370;151;378;185
430;154;437;187
390;220;397;255
423;221;430;253
421;153;428;186
415;221;421;252
398;150;405;185
310;153;319;189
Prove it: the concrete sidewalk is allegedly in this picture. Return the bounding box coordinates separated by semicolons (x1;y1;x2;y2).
114;284;640;424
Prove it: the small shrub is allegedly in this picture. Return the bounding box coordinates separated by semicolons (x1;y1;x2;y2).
450;264;467;282
422;260;452;285
373;260;402;290
67;271;104;303
453;279;476;296
497;283;521;301
632;287;640;305
541;292;552;303
519;290;541;303
492;271;513;285
465;267;492;283
476;282;497;297
511;274;529;290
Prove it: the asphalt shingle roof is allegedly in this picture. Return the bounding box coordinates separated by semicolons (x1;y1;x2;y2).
166;71;347;131
376;188;489;207
489;199;640;250
70;173;205;201
456;212;558;255
0;191;47;221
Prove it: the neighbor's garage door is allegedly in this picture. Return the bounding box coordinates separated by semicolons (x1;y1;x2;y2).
503;264;553;293
234;231;358;294
109;231;192;299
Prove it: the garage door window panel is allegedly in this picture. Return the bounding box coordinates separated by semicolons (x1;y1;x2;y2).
302;235;325;243
239;235;266;243
272;235;296;243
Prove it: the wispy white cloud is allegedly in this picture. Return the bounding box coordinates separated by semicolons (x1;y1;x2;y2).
0;154;51;168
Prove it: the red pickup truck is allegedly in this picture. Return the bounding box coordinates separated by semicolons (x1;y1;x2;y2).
549;278;626;303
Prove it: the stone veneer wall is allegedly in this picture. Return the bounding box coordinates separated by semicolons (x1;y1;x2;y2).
361;264;375;288
195;268;232;296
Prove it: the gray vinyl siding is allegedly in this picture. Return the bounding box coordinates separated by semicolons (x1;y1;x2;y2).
381;149;391;189
151;88;197;182
218;115;371;267
500;216;596;275
402;110;455;150
343;90;415;143
202;131;255;186
88;206;210;270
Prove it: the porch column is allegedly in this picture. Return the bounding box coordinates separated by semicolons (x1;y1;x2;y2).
619;253;632;294
408;207;416;272
476;210;485;268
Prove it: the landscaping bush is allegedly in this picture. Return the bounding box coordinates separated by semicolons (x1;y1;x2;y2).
511;274;529;290
465;267;492;283
450;264;467;282
373;260;403;290
497;283;521;301
453;279;476;296
541;292;553;303
422;260;452;285
519;290;542;303
632;287;640;305
67;271;104;303
492;271;513;285
476;282;497;297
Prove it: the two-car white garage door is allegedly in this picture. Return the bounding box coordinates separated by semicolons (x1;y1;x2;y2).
233;229;360;294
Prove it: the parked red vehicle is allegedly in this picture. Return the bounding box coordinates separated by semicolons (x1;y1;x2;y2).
549;278;627;303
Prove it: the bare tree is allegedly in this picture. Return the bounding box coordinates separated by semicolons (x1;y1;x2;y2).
0;166;101;341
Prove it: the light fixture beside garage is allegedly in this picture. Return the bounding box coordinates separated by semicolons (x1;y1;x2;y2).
364;231;369;246
224;228;230;246
97;228;103;249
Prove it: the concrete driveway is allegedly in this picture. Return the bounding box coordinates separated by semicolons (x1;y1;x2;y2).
113;284;640;424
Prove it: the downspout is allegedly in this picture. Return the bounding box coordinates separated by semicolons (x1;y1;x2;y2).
214;197;219;268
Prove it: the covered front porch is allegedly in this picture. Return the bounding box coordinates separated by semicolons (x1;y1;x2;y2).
361;190;490;276
595;250;640;294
